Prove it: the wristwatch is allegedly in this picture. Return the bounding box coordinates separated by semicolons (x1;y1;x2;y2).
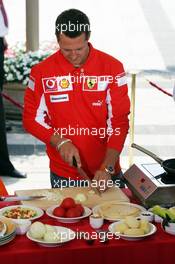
104;165;115;175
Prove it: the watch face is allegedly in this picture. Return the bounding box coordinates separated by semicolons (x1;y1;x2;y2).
108;166;114;172
107;166;115;174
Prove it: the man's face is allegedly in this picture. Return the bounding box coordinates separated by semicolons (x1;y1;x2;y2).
58;33;90;67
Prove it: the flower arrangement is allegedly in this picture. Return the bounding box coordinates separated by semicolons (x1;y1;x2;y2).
4;43;54;85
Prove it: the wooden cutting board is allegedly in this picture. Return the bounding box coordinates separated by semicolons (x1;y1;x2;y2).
15;186;129;210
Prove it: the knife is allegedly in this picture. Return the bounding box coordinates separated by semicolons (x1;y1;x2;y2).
73;157;101;196
0;195;46;202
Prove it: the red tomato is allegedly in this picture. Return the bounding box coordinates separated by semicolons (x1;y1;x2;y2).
75;204;84;215
65;208;81;218
53;206;65;217
60;197;76;209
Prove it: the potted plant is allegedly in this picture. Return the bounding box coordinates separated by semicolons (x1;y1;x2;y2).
3;45;52;120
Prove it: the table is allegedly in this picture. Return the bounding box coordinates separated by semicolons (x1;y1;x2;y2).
0;189;175;264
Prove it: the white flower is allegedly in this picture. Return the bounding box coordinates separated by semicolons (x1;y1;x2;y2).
4;46;52;83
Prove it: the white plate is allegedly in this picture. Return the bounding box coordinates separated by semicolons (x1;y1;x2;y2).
0;234;16;246
26;226;75;247
0;223;7;237
0;205;44;222
108;221;157;241
93;202;146;222
46;205;91;223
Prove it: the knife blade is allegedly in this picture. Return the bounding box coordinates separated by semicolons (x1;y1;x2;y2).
73;157;101;196
0;195;46;202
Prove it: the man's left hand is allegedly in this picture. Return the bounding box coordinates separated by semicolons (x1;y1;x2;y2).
93;170;111;192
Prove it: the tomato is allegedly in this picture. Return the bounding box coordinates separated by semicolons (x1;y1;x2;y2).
53;206;65;217
65;208;81;218
75;204;84;215
60;197;76;209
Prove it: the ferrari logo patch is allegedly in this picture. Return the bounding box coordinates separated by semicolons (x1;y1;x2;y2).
87;78;96;89
83;76;98;91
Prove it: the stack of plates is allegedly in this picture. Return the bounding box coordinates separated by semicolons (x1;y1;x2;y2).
0;218;16;246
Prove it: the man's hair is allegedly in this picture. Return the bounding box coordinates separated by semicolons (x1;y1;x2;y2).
55;9;91;40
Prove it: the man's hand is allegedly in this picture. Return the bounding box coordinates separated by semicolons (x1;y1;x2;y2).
93;170;111;192
50;134;81;167
58;141;81;168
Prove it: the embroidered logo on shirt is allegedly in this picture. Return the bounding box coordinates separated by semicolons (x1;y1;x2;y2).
92;100;103;106
58;76;73;91
59;78;70;89
98;78;108;91
42;77;58;93
42;76;73;93
83;76;109;91
115;72;127;87
50;94;69;103
83;76;98;91
28;76;35;91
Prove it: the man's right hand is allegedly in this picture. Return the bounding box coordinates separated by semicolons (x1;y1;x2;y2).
50;134;81;168
58;140;81;168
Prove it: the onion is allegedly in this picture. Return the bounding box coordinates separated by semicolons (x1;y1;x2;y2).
75;193;87;203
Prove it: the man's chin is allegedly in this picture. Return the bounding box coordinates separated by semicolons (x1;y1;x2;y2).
68;59;81;66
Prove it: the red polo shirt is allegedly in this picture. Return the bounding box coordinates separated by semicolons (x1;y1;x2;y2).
23;43;130;180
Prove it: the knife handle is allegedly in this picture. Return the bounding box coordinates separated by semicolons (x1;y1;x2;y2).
73;156;78;167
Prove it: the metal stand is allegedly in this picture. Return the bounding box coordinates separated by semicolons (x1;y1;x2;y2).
129;73;137;167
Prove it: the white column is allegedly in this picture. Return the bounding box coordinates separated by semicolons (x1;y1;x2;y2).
26;0;39;51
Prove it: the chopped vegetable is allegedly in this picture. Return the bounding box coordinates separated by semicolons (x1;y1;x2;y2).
3;207;37;219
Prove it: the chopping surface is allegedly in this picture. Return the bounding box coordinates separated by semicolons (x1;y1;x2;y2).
15;186;129;209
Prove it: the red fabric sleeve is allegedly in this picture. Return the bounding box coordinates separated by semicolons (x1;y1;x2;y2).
23;66;54;144
107;62;130;153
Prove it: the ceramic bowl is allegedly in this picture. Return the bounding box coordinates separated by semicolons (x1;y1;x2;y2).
15;219;32;235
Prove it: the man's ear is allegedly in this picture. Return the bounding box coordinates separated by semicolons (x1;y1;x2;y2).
86;31;91;41
56;35;59;43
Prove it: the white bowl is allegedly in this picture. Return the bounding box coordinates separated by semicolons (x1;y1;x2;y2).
109;221;157;241
154;214;163;223
46;205;91;223
139;211;154;222
0;205;44;222
162;222;175;235
89;215;104;229
15;219;32;235
26;226;75;247
148;208;163;223
92;202;146;222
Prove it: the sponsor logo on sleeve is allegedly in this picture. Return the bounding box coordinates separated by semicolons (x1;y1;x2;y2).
98;76;109;91
116;72;127;87
28;76;35;91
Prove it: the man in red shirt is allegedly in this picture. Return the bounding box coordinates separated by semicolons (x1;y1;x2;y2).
23;9;130;190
